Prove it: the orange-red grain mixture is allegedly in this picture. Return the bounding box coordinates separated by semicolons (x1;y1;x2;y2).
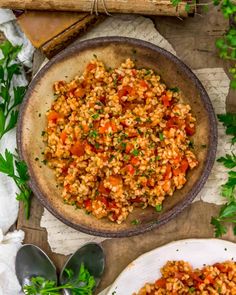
134;260;236;294
43;58;198;223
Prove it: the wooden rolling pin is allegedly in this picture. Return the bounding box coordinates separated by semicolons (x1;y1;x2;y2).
1;0;195;17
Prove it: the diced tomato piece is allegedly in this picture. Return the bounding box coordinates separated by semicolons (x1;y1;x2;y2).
190;272;203;283
84;199;92;211
108;175;122;186
166;117;184;129
173;168;181;176
70;141;85;157
205;274;215;284
139;80;148;88
131;197;142;203
155;278;166;288
127;130;138;138
99;96;106;104
130;157;140;166
74;87;85;98
180;158;189;173
173;156;181;165
213;263;230;273
86;63;96;71
60;131;67;144
125;164;135;175
174;272;185;279
117;75;123;81
185;125;195;136
98;182;110;196
131;69;137;76
61;166;68;176
118;86;135;99
98;121;117;134
82;123;90;133
110;121;118;132
125;143;134;153
108;201;117;210
161;94;170;107
47;111;61;123
97;196;108;207
163;163;172;180
147;179;155;187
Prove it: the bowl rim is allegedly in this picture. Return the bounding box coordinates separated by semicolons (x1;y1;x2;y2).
17;36;218;238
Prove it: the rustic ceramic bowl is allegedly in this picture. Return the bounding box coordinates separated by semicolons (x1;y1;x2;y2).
17;37;217;237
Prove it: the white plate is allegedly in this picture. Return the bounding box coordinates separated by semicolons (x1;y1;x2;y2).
107;239;236;295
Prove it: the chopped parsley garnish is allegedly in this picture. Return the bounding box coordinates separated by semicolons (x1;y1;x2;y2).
137;128;143;135
95;101;104;106
93;53;97;58
123;154;130;161
113;78;118;87
109;155;115;162
132;149;139;156
121;142;127;150
189;287;195;293
170;87;179;92
94;142;100;149
42;159;47;165
189;140;194;149
89;130;98;138
146;118;152;123
155;204;162;212
91;113;99;120
131;219;139;225
159;133;164;141
155;156;160;161
145;69;151;75
135;117;141;122
201;144;207;148
41;131;46;136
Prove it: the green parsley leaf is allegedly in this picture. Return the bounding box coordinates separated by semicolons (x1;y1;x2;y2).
89;130;98;138
155;204;162;212
159;133;164;141
218;113;236;144
211;217;227;238
131;219;139;225
132;149;139;156
91;113;99;120
217;153;236;169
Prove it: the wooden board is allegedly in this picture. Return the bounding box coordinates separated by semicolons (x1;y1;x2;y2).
16;9;236;294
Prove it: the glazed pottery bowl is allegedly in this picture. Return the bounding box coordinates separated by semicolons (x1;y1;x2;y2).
17;37;217;237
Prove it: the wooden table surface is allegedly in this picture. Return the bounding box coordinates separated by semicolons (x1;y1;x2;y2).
15;9;236;294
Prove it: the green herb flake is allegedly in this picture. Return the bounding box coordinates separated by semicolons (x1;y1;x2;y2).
38;113;41;117
89;130;98;138
201;144;207;148
145;70;151;75
155;156;160;161
135;117;141;122
132;149;139;156
41;131;46;136
91;113;99;120
155;204;162;212
94;142;100;149
131;219;139;225
34;157;39;161
159;133;164;141
169;87;179;92
93;53;97;59
42;159;47;165
189;287;195;293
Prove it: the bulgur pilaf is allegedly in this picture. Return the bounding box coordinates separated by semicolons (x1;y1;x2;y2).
43;58;198;223
134;260;236;294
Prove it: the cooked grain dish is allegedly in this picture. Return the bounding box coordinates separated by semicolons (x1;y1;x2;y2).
43;58;198;223
134;260;236;295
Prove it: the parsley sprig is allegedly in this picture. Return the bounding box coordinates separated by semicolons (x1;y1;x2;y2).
211;113;236;237
0;40;32;218
0;150;32;219
0;41;27;139
23;263;96;295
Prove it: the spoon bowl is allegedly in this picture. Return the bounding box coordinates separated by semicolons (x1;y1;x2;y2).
60;242;105;293
15;244;57;288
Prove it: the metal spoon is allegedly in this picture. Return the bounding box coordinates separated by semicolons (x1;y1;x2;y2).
60;242;105;295
15;244;57;289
